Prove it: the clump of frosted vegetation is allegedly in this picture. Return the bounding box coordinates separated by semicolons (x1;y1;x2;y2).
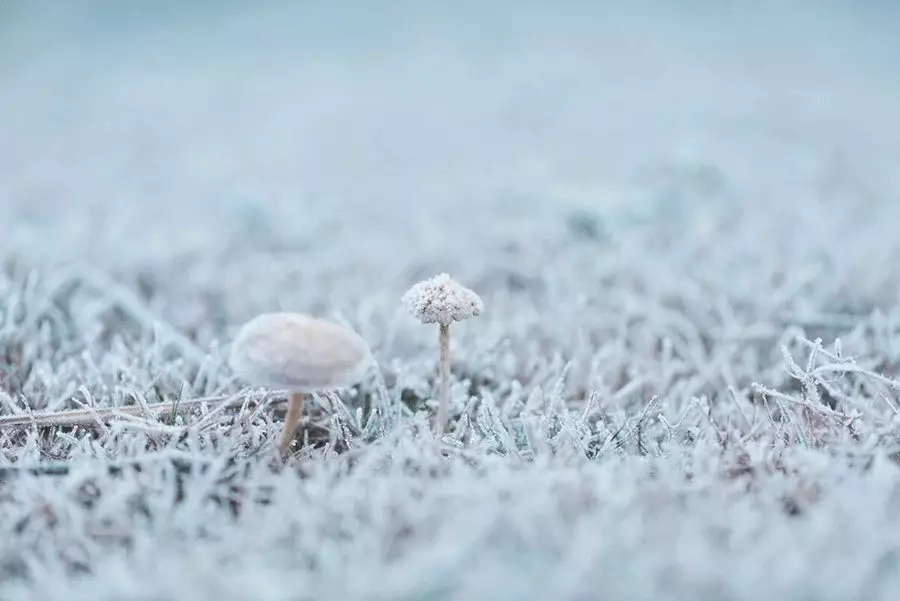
4;178;900;600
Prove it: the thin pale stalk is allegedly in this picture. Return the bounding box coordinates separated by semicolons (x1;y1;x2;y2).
437;323;451;434
280;392;306;457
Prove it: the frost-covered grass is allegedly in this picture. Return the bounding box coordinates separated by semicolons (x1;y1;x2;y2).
3;3;900;600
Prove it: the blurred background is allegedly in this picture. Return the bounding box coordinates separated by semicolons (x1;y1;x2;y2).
4;1;899;210
2;1;900;345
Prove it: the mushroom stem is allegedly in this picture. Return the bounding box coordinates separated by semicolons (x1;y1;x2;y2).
437;323;451;434
279;391;306;457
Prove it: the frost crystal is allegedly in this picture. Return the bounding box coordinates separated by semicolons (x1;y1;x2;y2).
402;273;484;326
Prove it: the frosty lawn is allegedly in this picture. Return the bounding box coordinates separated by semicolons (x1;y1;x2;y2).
2;4;900;601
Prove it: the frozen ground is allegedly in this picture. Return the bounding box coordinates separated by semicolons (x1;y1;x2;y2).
2;2;900;600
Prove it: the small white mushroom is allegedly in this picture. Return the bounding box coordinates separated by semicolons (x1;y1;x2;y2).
402;273;483;434
229;312;373;457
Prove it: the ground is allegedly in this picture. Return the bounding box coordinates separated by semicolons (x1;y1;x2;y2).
2;3;900;600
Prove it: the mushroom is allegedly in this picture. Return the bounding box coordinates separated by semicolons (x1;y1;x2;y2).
229;312;373;457
402;273;484;434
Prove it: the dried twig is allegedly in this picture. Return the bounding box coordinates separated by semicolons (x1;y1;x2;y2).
0;390;285;430
751;383;852;421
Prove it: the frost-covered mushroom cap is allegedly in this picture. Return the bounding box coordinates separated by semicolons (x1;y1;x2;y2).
229;312;373;391
402;273;484;326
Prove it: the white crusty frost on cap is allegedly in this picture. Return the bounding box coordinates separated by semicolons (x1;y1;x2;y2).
402;273;484;327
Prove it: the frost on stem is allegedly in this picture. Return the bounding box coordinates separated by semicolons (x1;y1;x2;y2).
403;273;483;434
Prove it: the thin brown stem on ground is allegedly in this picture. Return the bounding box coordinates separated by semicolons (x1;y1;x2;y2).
0;391;280;430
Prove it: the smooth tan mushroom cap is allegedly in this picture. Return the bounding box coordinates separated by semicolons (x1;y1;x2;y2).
229;312;373;392
402;273;484;326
